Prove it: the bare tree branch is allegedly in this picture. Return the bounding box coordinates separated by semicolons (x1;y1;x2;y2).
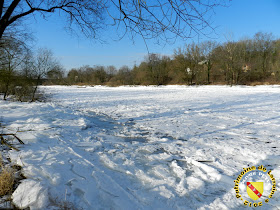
0;1;4;18
0;0;229;43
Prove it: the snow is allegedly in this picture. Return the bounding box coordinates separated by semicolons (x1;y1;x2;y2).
1;85;280;209
12;180;48;209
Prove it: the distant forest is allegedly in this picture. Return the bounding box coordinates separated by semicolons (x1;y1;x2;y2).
1;32;280;101
62;32;280;86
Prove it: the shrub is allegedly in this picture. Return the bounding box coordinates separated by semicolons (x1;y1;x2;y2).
0;167;14;196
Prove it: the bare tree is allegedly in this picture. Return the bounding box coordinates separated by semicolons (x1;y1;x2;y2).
0;0;228;41
173;47;191;84
106;65;117;75
200;40;218;84
46;65;64;84
30;48;58;101
253;32;275;77
0;36;29;99
185;42;203;84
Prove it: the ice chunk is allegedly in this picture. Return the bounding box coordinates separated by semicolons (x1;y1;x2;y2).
12;180;48;209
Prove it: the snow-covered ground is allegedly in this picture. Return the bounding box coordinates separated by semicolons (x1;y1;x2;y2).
1;85;280;209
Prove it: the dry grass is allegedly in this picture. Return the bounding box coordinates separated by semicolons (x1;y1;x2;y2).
0;166;14;196
0;149;13;197
49;196;78;210
0;151;15;197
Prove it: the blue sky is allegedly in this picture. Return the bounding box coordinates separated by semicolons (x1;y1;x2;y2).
28;0;280;71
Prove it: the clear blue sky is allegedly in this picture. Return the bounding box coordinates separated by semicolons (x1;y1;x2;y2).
28;0;280;71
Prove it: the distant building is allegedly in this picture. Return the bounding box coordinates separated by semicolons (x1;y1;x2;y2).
242;64;251;72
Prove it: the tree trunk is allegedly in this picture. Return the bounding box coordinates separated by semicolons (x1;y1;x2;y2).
207;62;212;84
0;0;22;40
31;76;40;102
0;27;5;40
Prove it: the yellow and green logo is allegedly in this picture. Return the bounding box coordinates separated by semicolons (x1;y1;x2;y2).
234;165;277;207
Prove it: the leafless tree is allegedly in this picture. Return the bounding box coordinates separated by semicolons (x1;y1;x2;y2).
30;48;58;101
200;40;218;84
0;0;228;42
185;42;203;84
253;32;275;76
0;36;29;99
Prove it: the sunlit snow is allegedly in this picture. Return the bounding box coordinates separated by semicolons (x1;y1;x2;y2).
1;85;280;209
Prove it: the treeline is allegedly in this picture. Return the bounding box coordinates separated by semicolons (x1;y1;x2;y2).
1;32;280;101
65;32;280;86
0;35;63;101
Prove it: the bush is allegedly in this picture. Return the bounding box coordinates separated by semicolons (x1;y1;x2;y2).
0;166;14;196
14;85;35;102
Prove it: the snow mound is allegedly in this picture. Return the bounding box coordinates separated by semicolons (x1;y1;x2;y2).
12;180;48;209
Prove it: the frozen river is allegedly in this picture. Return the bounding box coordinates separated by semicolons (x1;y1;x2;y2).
1;85;280;209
